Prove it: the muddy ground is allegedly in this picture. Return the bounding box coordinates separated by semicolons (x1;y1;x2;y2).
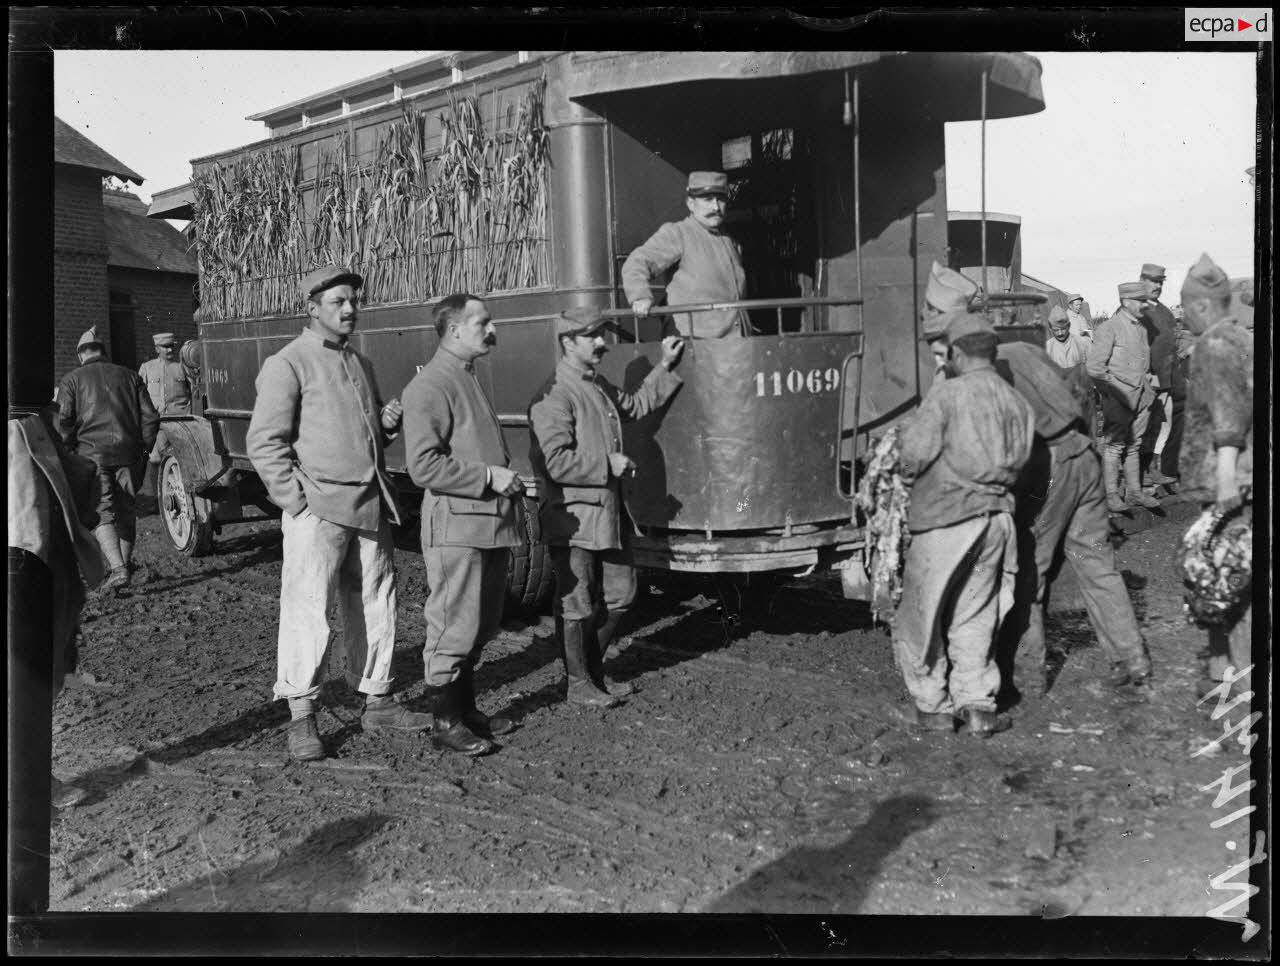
43;487;1262;935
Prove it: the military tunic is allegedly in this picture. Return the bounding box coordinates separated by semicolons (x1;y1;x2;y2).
892;364;1035;716
529;356;681;623
621;215;748;339
139;356;192;463
402;344;522;686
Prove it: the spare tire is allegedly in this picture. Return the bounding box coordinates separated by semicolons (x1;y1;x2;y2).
506;495;554;615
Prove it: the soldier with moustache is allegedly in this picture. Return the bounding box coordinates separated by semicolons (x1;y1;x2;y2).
529;308;685;707
402;293;525;757
622;171;748;339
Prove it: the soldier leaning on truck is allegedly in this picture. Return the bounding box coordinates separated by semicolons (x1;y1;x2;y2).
621;170;749;339
246;265;430;764
138;331;191;467
401;293;524;758
529;307;685;708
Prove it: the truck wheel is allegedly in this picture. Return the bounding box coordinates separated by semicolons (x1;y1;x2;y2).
506;495;554;615
159;453;214;557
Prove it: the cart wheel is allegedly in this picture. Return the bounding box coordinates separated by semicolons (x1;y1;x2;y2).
159;454;214;557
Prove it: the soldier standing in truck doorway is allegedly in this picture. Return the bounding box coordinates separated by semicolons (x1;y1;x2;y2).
529;307;685;707
402;293;524;758
247;265;430;763
622;171;748;339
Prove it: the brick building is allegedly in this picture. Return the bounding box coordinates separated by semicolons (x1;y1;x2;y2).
53;116;197;382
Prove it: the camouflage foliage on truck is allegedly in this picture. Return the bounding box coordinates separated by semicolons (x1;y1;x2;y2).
192;81;551;322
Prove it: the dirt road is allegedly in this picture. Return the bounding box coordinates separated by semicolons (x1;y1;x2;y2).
45;493;1261;931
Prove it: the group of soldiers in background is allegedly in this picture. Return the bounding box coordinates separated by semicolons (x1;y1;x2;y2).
895;254;1254;737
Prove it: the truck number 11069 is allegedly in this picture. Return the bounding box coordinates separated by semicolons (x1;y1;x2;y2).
754;367;841;397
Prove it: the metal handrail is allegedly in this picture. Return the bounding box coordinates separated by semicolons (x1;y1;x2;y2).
597;296;863;340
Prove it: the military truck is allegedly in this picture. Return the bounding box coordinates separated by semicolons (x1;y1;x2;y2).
151;50;1047;610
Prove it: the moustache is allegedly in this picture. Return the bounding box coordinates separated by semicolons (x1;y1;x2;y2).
592;346;608;357
483;334;498;346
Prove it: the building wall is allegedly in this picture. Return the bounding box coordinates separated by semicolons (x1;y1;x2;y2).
54;166;109;384
107;267;198;370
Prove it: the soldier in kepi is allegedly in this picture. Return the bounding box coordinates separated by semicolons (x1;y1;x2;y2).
138;332;192;469
622;171;748;339
402;293;523;758
247;265;430;763
1086;281;1162;513
529;308;685;708
1136;263;1179;488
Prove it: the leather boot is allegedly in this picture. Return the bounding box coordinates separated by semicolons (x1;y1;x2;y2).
424;681;494;756
591;611;635;697
1124;450;1161;508
562;620;619;708
94;524;130;590
458;662;515;737
361;695;431;732
1102;450;1127;513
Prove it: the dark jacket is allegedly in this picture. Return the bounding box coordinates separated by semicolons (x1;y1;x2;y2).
1140;300;1178;388
56;357;159;468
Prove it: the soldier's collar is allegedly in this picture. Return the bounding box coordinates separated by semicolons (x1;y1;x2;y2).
559;357;597;380
438;344;476;371
303;327;349;351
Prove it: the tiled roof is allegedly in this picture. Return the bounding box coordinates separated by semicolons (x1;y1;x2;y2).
104;194;196;275
54;116;144;184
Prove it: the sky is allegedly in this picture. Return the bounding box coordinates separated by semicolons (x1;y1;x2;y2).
54;49;1261;314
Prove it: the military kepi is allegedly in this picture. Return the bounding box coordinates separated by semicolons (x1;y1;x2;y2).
301;264;363;300
152;332;176;347
1180;253;1230;301
1140;263;1166;281
686;171;729;197
1118;281;1154;302
557;306;615;338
